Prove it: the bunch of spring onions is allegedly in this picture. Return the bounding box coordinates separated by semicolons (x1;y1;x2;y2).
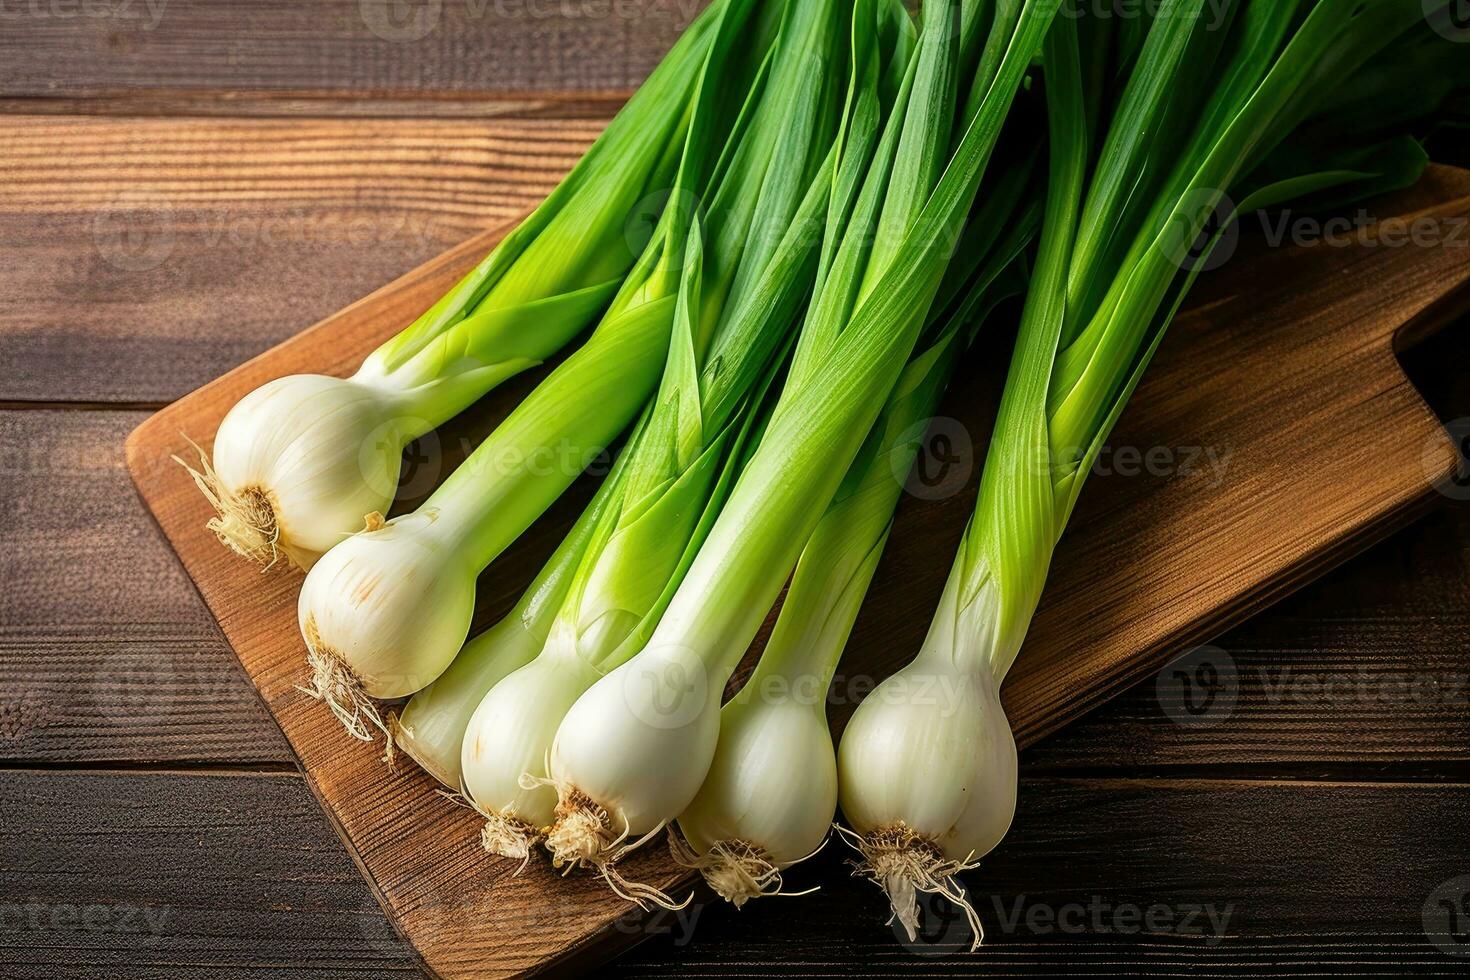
671;207;1039;905
395;0;912;799
835;0;1463;945
191;0;1470;945
448;0;872;882
536;0;1058;896
178;2;730;571
293;0;787;738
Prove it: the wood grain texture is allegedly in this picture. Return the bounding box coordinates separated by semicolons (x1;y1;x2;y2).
0;410;288;765
0;114;603;402
1023;504;1470;774
5;769;1469;976
617;776;1470;975
0;769;418;976
0;0;707;100
120;162;1470;975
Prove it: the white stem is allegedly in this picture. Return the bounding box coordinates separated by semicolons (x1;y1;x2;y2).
543;641;726;870
394;611;547;788
460;641;605;844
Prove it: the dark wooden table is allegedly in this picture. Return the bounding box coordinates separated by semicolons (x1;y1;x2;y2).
4;3;1469;976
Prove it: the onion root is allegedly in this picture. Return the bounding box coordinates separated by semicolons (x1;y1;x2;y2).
174;439;286;569
669;835;818;908
297;615;388;742
838;823;984;951
479;810;541;871
539;782;689;910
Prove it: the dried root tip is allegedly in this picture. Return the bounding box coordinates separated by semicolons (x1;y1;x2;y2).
173;438;287;570
543;785;624;872
297;617;388;742
380;712;401;771
597;860;691;912
363;511;387;533
669;835;816;908
541;784;688;911
452;778;540;873
837;823;985;952
480;811;542;872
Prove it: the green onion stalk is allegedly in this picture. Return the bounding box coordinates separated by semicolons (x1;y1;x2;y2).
393;0;912;796
296;0;784;740
180;1;730;572
387;434;639;789
539;0;1060;891
671;209;1037;906
450;0;895;892
836;0;1457;946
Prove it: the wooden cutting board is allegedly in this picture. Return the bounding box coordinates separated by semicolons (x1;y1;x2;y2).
126;164;1470;977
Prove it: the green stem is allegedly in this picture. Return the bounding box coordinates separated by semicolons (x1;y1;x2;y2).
648;0;1057;689
395;421;641;786
427;293;676;571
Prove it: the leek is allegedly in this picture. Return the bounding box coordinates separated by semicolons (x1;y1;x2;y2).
457;0;885;876
180;2;728;571
672;230;1035;906
389;435;638;788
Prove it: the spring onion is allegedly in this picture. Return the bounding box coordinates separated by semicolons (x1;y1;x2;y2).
540;0;1058;887
296;0;784;738
835;0;1453;944
179;3;728;571
389;439;637;788
672;224;1035;904
457;0;879;878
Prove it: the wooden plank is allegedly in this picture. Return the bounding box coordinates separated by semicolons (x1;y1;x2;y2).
0;114;602;402
0;769;418;977
619;777;1470;975
4;770;1468;976
0;93;629;119
0;0;706;100
5;124;1464;407
0;410;288;765
1024;504;1470;773
121;165;1470;974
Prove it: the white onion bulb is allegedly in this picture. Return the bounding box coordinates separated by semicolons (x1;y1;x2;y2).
674;695;836;906
183;373;419;570
296;509;477;738
459;649;604;861
837;651;1017;944
543;642;722;897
